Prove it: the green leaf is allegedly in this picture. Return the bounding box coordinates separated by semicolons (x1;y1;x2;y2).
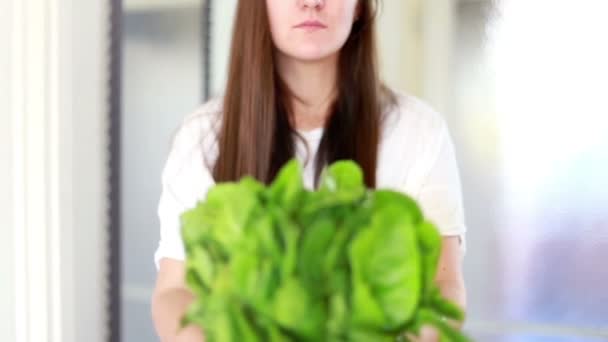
417;220;442;301
349;204;422;329
430;288;466;322
247;209;282;261
229;247;260;299
180;159;464;341
210;310;236;342
185;246;214;296
327;292;348;339
416;308;471;342
181;297;205;328
319;160;365;193
298;217;336;293
350;279;386;329
182;182;259;255
369;190;423;223
348;327;396;342
273;277;325;340
268;159;304;212
231;305;259;342
180;202;209;249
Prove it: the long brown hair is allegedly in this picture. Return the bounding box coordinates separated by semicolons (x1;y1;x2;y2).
213;0;392;188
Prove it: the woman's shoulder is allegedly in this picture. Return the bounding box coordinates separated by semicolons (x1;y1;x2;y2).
181;97;224;130
169;97;224;164
382;90;448;140
376;90;453;191
378;90;450;173
176;92;449;145
176;97;223;140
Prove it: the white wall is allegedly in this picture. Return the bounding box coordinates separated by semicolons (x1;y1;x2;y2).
120;6;204;341
210;0;238;96
71;1;109;341
377;0;422;95
0;0;15;339
1;0;108;341
377;0;455;114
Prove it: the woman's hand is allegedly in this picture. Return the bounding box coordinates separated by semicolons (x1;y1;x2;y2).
173;325;205;342
153;259;202;342
406;237;466;342
406;325;440;342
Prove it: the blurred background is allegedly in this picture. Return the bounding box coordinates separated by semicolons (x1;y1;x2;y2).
1;0;607;341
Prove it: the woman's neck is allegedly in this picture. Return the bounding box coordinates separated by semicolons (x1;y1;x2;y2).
276;53;338;130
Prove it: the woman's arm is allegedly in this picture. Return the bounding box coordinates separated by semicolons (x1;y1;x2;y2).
435;236;467;321
408;236;467;342
151;259;205;342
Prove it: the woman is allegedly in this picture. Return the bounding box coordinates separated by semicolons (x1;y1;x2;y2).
152;0;467;341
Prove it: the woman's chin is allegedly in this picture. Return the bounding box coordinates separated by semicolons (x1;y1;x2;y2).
287;49;338;63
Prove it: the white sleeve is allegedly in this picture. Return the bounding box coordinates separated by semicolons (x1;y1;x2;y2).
417;121;467;253
154;116;215;269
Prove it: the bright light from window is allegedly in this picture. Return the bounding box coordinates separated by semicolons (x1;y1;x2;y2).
488;0;608;214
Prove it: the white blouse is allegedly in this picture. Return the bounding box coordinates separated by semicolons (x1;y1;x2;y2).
154;92;467;268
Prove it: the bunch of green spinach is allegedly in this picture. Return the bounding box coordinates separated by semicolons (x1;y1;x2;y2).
181;160;470;341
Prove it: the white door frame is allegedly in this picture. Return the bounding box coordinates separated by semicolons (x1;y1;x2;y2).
3;0;109;341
